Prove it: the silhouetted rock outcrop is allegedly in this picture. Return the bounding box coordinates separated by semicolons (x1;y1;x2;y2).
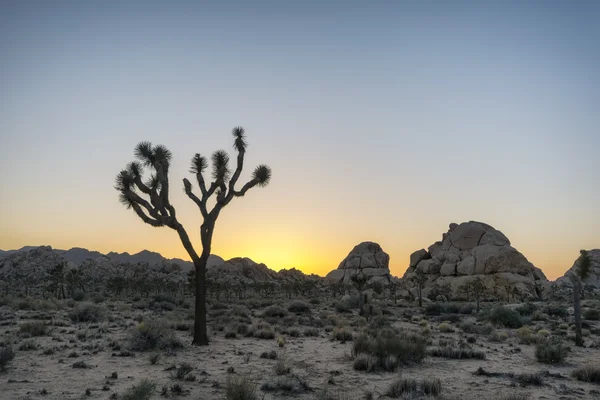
403;221;548;300
324;241;393;285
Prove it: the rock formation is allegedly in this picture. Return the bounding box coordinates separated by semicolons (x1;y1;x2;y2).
556;249;600;287
324;241;393;285
403;221;548;300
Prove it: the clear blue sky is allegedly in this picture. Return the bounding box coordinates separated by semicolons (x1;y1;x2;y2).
1;1;599;279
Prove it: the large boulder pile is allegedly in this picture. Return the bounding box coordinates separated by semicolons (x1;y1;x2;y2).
556;249;600;287
324;242;393;285
403;221;548;300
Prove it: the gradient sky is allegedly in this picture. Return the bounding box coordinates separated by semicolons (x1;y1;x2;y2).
1;1;599;280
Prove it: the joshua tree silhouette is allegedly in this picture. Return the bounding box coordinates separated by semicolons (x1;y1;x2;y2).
115;127;271;345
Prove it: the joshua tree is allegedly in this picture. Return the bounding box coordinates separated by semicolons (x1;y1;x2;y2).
411;269;428;307
350;262;369;312
469;277;486;312
115;127;271;345
572;249;591;347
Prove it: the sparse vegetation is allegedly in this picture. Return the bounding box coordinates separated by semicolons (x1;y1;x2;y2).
535;339;569;364
121;379;156;400
572;365;600;384
225;376;258;400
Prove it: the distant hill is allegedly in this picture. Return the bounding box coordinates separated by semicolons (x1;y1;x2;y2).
0;245;224;272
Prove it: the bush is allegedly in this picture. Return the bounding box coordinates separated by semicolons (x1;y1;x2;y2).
516;303;537;316
0;347;15;372
332;327;353;341
71;290;85;301
353;354;377;372
121;379;156;400
513;372;544;387
544;305;568;319
68;303;106;323
260;374;310;395
489;306;522;328
535;339;568;364
386;378;417;398
19;322;49;337
287;301;310;313
517;327;541;345
127;319;183;351
422;378;442;396
352;333;426;372
490;330;509;342
303;328;319;337
263;306;287;318
584;308;600;321
439;322;454;333
226;376;258;400
572;365;600;384
260;350;277;360
459;321;493;335
428;347;486;360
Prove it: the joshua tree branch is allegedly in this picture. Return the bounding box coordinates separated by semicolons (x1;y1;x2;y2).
233;179;258;197
131;203;163;227
183;178;208;217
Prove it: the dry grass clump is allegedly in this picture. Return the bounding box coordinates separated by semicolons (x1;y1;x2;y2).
19;322;49;337
438;322;454;333
535;339;568;364
386;377;442;398
352;332;426;372
226;376;258;400
572;365;600;384
121;379;156;400
428;346;486;360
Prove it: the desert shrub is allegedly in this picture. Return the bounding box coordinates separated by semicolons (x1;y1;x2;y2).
68;303;106;323
263;306;287;318
490;330;509;342
260;350;277;360
333;301;351;313
0;347;15;372
535;339;568;364
121;379;156;400
386;378;417;398
459;321;490;335
516;303;537;316
583;308;600;321
254;326;275;339
353;354;377;372
544;305;568;319
149;353;161;365
517;327;540;344
288;328;300;337
439;313;462;324
260;374;310;395
71;290;85;301
572;365;600;384
225;330;237;339
428;347;485;360
422;378;442;396
425;303;459;316
274;355;290;375
309;298;320;305
226;376;258;400
19;322;49;337
352;332;426;372
18;339;39;351
459;303;476;315
332;327;353;341
513;372;544;387
438;322;454;333
127;319;183;351
72;360;90;369
489;306;522;328
288;301;310;313
92;293;105;303
171;363;193;380
303;328;319;337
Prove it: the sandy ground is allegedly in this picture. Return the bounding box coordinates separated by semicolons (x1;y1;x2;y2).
1;297;600;400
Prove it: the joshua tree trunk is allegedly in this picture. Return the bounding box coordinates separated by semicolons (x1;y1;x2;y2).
573;279;583;347
193;257;208;345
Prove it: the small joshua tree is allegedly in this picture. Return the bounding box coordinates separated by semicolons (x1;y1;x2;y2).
350;261;369;312
572;250;591;347
115;127;271;345
469;277;486;312
411;269;428;308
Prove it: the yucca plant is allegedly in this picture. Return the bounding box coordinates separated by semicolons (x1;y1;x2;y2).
115;127;271;345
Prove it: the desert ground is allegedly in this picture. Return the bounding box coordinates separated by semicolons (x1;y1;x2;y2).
1;291;600;400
